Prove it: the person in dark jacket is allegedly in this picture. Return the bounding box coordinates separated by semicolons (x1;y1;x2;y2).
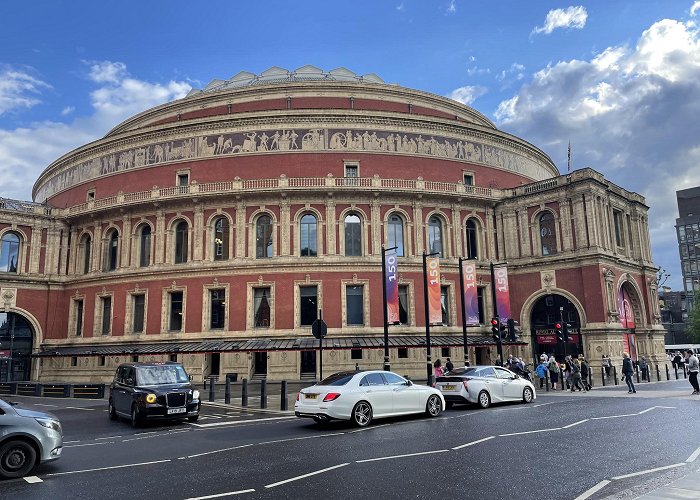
622;352;636;394
580;357;590;390
445;357;454;373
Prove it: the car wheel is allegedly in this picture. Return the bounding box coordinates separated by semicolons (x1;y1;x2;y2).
352;401;372;427
108;399;117;420
130;405;142;428
478;390;491;409
0;440;37;480
523;387;534;403
187;415;199;423
426;395;442;417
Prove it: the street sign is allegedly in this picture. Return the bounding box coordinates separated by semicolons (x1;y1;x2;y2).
311;319;328;339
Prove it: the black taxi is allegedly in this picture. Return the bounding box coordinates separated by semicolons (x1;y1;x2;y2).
108;362;200;427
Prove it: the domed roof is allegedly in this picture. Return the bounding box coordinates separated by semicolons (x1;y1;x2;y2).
186;65;389;97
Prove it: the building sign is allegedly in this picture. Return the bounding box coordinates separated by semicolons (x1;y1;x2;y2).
536;335;558;345
493;265;512;322
462;260;479;325
426;257;442;324
0;350;10;359
384;249;400;324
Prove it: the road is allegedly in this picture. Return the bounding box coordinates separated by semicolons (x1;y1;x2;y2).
2;378;700;500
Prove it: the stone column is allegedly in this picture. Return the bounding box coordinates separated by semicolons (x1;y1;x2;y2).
280;198;291;256
517;209;531;257
28;222;43;274
154;210;165;264
559;197;573;251
121;216;132;268
370;198;381;255
412;201;423;255
500;210;518;258
236;201;246;258
93;222;103;271
484;208;495;261
325;198;336;255
193;204;204;261
451;204;462;258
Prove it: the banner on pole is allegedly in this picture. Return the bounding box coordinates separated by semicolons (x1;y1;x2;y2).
462;260;479;325
427;257;442;324
493;265;512;323
385;249;400;324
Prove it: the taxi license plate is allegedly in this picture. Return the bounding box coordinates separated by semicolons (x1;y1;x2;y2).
441;385;456;391
167;407;186;414
305;393;318;400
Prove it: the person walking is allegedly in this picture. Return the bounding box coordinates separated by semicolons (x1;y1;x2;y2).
445;357;454;373
571;359;584;392
580;357;591;390
548;356;559;390
622;352;636;394
685;349;700;395
639;356;649;381
536;359;548;389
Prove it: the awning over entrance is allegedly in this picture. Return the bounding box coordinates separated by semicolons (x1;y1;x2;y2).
34;335;527;357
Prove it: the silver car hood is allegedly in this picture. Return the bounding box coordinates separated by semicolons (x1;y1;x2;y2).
15;407;57;420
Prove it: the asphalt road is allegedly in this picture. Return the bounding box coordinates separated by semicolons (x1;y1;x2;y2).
2;379;700;500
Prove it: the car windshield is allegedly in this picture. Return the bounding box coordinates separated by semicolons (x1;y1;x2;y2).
136;365;189;385
318;372;356;386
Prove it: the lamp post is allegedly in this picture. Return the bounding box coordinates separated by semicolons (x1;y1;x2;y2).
422;250;440;384
381;245;398;371
559;306;566;359
8;313;15;383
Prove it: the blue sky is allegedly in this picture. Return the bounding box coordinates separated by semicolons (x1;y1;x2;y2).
1;1;699;289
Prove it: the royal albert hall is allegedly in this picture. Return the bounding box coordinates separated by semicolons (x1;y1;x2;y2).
0;66;666;384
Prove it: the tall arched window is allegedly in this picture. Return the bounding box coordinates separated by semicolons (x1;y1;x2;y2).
0;232;20;273
344;214;361;256
105;230;119;271
428;216;443;257
81;235;91;274
465;219;478;259
139;226;151;267
174;221;189;264
388;214;405;257
300;214;317;257
256;215;273;258
213;217;230;261
539;212;557;256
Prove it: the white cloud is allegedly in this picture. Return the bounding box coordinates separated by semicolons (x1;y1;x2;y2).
446;0;456;14
448;85;487;105
532;6;588;36
496;63;526;83
691;1;700;16
496;17;700;289
396;3;404;12
0;61;191;202
0;65;50;115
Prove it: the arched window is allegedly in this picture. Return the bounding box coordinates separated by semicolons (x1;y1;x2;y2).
300;214;317;257
428;216;443;257
388;214;405;257
174;221;189;264
139;226;151;267
213;217;229;261
539;212;557;256
81;235;92;274
465;219;478;259
0;232;20;273
105;230;119;271
256;215;273;258
344;214;362;256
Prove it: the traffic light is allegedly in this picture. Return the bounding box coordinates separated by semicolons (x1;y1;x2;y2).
563;323;573;341
555;322;563;342
507;318;517;342
491;318;500;341
499;322;507;339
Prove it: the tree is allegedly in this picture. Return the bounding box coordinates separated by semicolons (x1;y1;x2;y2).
687;305;700;344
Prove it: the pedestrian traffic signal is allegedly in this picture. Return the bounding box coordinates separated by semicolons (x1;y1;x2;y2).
555;322;563;342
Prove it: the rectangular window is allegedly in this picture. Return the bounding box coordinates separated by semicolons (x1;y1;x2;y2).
70;357;77;367
463;173;474;186
132;355;139;363
440;286;449;326
75;300;84;337
210;289;226;329
346;285;364;325
254;287;271;328
477;287;485;324
98;356;106;367
398;285;409;325
351;349;363;360
170;354;178;362
177;172;189;193
101;296;112;335
613;209;624;247
398;348;408;359
87;190;95;201
441;347;451;358
679;226;687;242
133;295;145;334
345;164;358;178
300;286;318;326
169;291;183;331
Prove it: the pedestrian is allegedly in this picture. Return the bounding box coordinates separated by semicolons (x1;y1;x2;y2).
622;352;636;394
548;356;559;390
673;352;683;371
536;359;548;389
434;359;444;377
602;355;611;378
640;356;649;381
570;359;584;392
685;349;700;395
445;357;454;373
580;357;591;390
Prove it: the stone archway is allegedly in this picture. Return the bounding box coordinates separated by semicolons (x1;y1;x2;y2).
617;278;645;360
0;311;35;381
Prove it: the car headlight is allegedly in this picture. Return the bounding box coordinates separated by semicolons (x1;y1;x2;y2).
35;417;62;433
145;393;157;404
192;390;200;400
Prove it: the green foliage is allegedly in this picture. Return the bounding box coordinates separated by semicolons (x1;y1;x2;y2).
687;306;700;343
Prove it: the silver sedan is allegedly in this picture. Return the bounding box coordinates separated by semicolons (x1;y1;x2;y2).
435;365;536;409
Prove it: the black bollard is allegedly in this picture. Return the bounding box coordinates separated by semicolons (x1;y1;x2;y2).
260;379;267;409
545;371;550;392
635;366;640;384
656;364;661;382
684;364;688;379
208;377;215;402
666;364;670;381
613;366;619;385
588;370;593;389
281;380;288;411
601;367;606;387
675;365;679;379
242;378;248;407
561;368;565;390
225;377;231;405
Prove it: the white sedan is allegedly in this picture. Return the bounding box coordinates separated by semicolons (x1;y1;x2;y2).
435;365;536;409
294;370;445;427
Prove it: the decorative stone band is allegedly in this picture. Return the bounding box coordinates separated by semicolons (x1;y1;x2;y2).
36;126;554;202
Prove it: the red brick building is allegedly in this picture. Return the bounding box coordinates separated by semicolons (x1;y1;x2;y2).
0;66;665;383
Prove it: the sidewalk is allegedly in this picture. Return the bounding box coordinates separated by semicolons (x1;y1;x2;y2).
536;377;700;400
636;464;700;499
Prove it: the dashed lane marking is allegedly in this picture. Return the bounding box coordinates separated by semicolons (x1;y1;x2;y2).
686;445;700;463
46;459;172;476
181;433;345;460
452;436;495;450
499;428;560;437
611;463;686;480
264;463;350;488
573;480;611;500
64;441;113;448
185;489;256;499
64;407;96;411
356;450;448;463
23;476;43;484
95;435;122;440
189;415;296;427
561;419;589;429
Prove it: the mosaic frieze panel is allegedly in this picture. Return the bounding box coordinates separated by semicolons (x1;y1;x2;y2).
36;127;552;201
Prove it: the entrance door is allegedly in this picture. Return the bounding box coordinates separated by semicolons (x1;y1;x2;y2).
300;351;316;375
205;353;220;377
254;352;267;375
0;312;33;382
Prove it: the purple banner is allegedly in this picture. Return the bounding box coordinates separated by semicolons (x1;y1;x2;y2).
462;260;479;325
493;265;512;322
385;249;400;324
427;257;442;324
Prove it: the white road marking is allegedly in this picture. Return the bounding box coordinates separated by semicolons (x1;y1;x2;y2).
183;432;344;459
184;443;256;459
96;435;122;440
265;463;350;488
590;413;638;420
63;440;81;444
686;445;700;463
356;449;448;463
257;433;346;446
33;403;58;407
611;463;686;480
531;402;558;407
349;424;390;433
23;476;43;484
46;459;171;476
452;436;495;450
185;489;256;500
190;416;296;427
499;428;560;437
64;441;113;448
122;434;163;442
64;406;95;411
562;419;589;429
573;480;611;500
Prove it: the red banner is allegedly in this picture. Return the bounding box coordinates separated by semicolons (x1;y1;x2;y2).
617;287;635;328
426;257;442;324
